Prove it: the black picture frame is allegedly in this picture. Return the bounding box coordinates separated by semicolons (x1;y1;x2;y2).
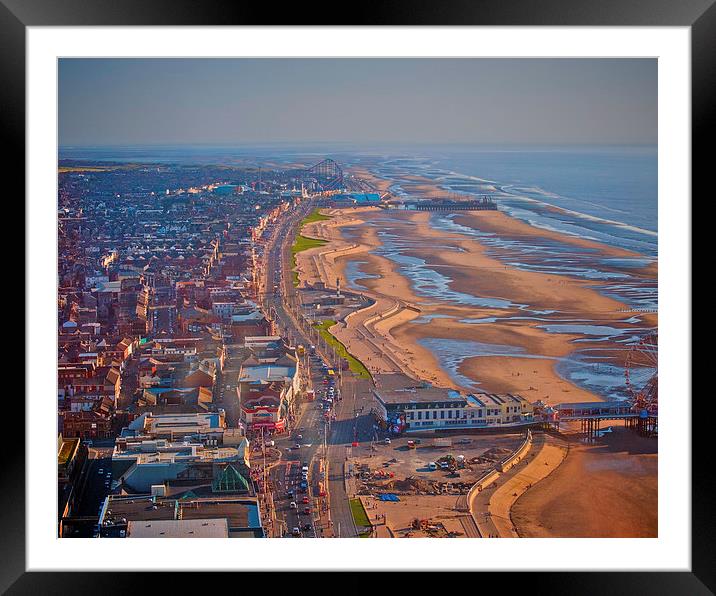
6;0;705;591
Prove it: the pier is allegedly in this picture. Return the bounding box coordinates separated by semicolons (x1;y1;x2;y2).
413;196;497;211
554;400;657;438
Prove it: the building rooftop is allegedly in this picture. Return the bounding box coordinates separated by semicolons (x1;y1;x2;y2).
58;436;80;467
230;311;265;323
468;393;531;407
239;364;295;384
372;373;456;404
127;411;225;437
101;495;262;535
127;517;229;538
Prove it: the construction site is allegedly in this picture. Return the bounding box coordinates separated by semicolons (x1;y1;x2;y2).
345;433;525;538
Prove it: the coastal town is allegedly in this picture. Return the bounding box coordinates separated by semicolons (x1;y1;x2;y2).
57;156;658;539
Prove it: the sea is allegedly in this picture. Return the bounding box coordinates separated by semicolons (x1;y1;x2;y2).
60;143;658;257
61;144;658;400
363;145;657;257
350;145;658;400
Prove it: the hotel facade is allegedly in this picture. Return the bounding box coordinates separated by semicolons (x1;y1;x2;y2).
371;373;534;433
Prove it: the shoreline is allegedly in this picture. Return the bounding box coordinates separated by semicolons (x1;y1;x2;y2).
388;209;642;404
295;184;657;540
299;205;657;404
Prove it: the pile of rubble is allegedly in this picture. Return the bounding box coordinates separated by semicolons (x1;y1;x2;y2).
402;518;460;538
470;446;512;465
374;476;443;495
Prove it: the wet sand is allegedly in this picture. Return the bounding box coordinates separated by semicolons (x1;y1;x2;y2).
511;424;657;537
299;207;656;403
296;197;657;539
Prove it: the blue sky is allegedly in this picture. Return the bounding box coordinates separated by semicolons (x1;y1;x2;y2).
59;58;657;147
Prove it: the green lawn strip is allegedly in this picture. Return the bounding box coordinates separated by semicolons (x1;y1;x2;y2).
313;320;371;380
300;208;332;226
292;234;327;254
290;209;333;286
290;235;327;287
349;498;371;529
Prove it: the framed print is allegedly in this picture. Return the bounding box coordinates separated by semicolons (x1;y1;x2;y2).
7;0;707;591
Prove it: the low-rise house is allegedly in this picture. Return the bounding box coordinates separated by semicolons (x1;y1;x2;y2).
61;407;113;440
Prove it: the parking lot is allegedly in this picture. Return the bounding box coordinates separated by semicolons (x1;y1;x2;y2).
349;433;524;487
345;432;525;538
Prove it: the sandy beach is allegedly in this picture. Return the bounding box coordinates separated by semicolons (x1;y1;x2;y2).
293;180;657;538
304;207;655;400
298;205;657;402
511;423;657;537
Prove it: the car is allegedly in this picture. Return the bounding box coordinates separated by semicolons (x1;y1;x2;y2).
302;496;310;504
304;507;311;515
384;438;391;445
287;490;295;498
289;501;297;509
97;469;104;475
294;444;301;450
302;523;312;532
301;465;309;473
291;527;301;537
296;434;303;440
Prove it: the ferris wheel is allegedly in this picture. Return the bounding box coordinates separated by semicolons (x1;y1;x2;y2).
624;330;658;415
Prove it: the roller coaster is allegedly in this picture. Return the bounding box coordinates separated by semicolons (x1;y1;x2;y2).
302;158;392;199
303;158;344;191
